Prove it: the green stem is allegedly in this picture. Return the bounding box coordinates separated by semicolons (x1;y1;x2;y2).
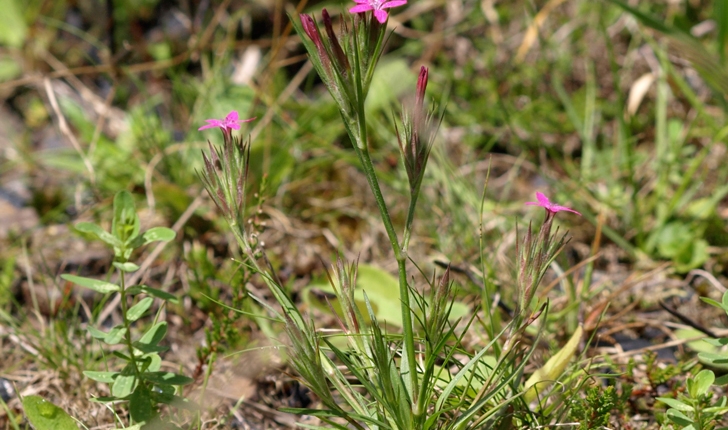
118;271;143;397
402;177;424;252
358;149;401;256
349;27;418;408
355;130;419;406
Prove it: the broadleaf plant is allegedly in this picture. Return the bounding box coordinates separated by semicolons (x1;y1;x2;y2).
61;191;192;428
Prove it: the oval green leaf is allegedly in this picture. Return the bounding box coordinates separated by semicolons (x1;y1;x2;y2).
105;326;127;344
127;297;154;322
22;395;78;430
113;262;140;273
129;386;154;423
141;227;176;245
112;374;136;398
693;369;715;398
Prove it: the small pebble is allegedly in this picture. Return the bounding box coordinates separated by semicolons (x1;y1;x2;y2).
0;378;15;402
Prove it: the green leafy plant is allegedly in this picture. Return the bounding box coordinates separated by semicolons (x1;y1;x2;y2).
698;291;728;372
567;385;626;430
652;292;728;429
658;369;728;430
61;191;192;428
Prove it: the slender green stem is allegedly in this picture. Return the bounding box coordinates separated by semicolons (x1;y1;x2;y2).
358;149;401;257
349;24;419;409
402;177;424;253
119;271;143;391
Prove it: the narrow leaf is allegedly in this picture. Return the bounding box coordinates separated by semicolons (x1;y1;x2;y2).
140;285;178;303
138;321;167;346
126;297;154;322
61;275;119;293
658;397;694;412
524;324;583;402
141;371;194;386
87;326;108;340
74;222;119;248
105;326;127;345
134;322;169;353
665;408;694;426
83;371;118;383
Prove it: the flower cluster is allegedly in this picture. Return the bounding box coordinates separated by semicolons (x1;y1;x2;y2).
297;1;407;148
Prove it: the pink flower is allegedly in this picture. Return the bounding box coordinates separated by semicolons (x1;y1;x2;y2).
525;192;581;216
198;111;255;132
349;0;408;24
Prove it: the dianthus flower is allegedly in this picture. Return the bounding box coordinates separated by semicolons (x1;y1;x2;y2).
198;111;255;132
525;192;581;216
349;0;408;24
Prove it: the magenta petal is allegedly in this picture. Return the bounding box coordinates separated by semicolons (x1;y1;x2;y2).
225;111;239;122
382;0;407;8
350;4;373;13
535;192;550;205
353;0;370;3
373;9;388;23
552;205;581;215
198;120;222;131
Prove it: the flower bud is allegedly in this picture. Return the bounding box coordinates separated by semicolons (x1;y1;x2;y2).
300;14;332;74
322;9;350;75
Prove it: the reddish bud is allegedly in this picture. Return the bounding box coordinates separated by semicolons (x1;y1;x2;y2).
322;9;350;74
300;14;318;43
415;66;428;111
300;14;331;72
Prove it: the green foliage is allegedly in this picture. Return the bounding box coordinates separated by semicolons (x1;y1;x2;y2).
658;369;728;430
645;351;684;387
568;385;626;430
0;0;27;48
61;191;190;428
0;256;15;309
699;291;728;372
22;395;78;430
